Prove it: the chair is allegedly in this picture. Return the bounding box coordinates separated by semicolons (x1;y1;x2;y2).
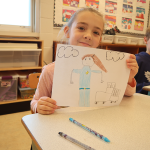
29;73;41;89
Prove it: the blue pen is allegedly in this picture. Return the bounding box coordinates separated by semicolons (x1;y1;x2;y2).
69;118;110;143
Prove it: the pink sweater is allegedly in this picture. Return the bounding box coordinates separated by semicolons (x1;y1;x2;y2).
31;62;136;113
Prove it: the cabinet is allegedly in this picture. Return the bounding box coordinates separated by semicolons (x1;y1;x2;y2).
53;41;146;61
0;38;44;115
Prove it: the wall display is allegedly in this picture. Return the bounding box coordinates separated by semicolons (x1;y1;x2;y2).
62;8;76;22
105;15;116;28
54;0;149;34
134;20;144;31
122;17;132;29
85;0;99;10
105;1;117;14
136;7;145;19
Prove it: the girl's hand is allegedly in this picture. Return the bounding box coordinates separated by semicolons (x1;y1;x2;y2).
126;54;139;87
37;97;59;115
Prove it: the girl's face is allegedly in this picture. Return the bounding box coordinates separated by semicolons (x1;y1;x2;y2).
82;57;94;67
64;11;103;48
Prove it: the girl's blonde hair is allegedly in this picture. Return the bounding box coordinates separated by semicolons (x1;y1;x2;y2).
57;8;105;44
82;54;107;73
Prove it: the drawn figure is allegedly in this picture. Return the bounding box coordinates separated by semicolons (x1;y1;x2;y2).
95;82;120;104
70;54;107;107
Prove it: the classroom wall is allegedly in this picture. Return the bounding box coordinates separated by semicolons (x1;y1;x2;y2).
40;0;54;64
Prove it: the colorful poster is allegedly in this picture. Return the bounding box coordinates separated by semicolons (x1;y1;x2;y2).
123;0;133;4
136;7;145;19
134;20;144;31
137;0;146;4
137;0;146;6
105;0;117;14
105;15;116;28
122;4;133;14
122;17;132;29
63;0;79;7
62;9;76;22
85;0;99;10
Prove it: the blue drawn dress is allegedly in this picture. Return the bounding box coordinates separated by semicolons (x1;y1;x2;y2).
73;66;101;106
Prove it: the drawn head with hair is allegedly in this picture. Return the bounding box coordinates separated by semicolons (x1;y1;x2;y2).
59;8;104;48
82;54;107;73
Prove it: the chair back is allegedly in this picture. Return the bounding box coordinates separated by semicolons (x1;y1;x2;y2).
29;73;41;89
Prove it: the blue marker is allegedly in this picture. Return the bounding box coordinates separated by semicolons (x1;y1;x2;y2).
69;118;110;143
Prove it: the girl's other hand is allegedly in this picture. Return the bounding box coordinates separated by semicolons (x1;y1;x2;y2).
37;97;59;115
126;54;139;87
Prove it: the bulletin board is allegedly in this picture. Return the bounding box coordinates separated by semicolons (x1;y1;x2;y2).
54;0;150;35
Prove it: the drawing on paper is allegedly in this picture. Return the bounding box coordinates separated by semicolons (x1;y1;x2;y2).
137;0;146;4
122;17;132;29
63;0;79;7
123;0;133;4
105;15;116;28
70;54;107;107
95;82;121;104
136;7;145;19
57;46;79;58
62;9;76;22
134;20;144;31
85;0;99;10
122;4;133;14
106;51;125;62
105;0;117;14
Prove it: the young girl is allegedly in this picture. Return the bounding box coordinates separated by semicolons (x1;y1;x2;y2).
31;8;138;115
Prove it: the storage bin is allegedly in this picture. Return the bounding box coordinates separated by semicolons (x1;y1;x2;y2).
137;38;146;45
0;72;18;101
113;35;127;44
0;49;42;68
17;71;33;88
127;37;138;45
19;87;35;99
101;35;114;43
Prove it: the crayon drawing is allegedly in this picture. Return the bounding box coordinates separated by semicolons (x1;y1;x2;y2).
123;0;133;4
105;0;117;14
122;17;132;29
85;0;99;10
62;9;76;22
136;7;145;19
52;44;130;107
63;0;79;7
137;0;146;6
134;20;144;31
105;15;116;28
70;54;107;106
122;4;133;14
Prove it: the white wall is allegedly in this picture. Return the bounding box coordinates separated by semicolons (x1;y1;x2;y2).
40;0;54;64
40;0;62;64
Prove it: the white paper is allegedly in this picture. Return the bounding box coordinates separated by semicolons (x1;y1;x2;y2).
52;44;130;107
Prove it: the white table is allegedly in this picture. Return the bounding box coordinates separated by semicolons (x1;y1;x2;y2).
22;93;150;150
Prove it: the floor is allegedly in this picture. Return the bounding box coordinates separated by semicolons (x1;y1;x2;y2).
0;111;32;150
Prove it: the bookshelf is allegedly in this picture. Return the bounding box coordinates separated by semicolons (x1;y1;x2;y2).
0;38;44;115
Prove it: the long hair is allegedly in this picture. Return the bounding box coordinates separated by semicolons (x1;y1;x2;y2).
82;54;107;73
